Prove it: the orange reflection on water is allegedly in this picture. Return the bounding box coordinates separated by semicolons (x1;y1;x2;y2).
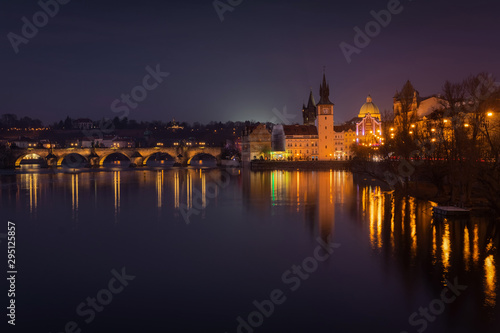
390;194;395;251
156;170;163;208
401;198;406;236
329;170;333;204
473;224;480;264
432;225;437;265
186;171;192;209
441;221;451;275
174;171;180;209
464;226;471;271
484;251;497;307
297;172;300;211
31;174;38;213
369;188;375;248
21;173;39;213
409;197;417;258
367;187;383;250
377;189;383;250
71;174;79;213
202;172;207;209
113;171;121;216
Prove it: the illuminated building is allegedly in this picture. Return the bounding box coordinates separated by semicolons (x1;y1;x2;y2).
316;72;336;160
272;125;318;160
241;123;272;165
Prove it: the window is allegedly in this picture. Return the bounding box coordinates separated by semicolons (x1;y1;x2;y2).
325;117;327;120
325;126;327;129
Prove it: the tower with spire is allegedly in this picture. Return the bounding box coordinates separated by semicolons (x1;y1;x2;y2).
302;89;317;125
318;72;334;105
317;71;336;160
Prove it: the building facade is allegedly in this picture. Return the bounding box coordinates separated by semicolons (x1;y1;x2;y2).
283;125;318;160
241;123;272;165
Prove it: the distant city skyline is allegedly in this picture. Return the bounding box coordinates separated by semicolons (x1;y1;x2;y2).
2;0;499;124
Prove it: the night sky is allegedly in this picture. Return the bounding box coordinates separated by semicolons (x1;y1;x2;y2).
1;0;499;124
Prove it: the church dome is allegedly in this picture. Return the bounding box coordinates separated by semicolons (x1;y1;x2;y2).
358;95;381;119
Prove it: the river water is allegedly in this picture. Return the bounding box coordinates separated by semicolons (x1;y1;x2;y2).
0;168;498;333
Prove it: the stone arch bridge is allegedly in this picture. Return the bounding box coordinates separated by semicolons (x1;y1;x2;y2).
9;147;222;168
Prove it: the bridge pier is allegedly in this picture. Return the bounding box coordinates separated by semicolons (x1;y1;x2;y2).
89;156;100;167
46;157;58;167
131;156;144;167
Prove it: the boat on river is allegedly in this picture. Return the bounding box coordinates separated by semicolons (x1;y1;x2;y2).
432;206;471;217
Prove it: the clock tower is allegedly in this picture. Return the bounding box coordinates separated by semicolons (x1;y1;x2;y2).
317;72;335;160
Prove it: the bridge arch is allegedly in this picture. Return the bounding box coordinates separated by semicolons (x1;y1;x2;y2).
187;153;218;166
99;152;132;166
14;153;45;167
57;153;89;167
143;152;175;164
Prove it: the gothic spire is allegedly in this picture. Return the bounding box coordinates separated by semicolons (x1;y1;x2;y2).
318;71;333;105
307;88;316;108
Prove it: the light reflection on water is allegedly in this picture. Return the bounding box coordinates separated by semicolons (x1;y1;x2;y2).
0;169;498;331
347;178;498;311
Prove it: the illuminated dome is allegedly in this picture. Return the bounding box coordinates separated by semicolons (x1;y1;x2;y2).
358;95;381;119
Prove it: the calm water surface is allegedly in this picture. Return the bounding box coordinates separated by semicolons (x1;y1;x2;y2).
0;168;498;333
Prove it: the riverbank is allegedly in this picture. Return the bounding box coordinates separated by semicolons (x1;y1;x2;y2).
351;171;493;216
250;160;351;171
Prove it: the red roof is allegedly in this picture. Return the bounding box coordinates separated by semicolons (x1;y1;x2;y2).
283;125;318;136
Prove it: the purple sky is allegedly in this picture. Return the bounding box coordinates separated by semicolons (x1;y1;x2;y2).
1;0;499;125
